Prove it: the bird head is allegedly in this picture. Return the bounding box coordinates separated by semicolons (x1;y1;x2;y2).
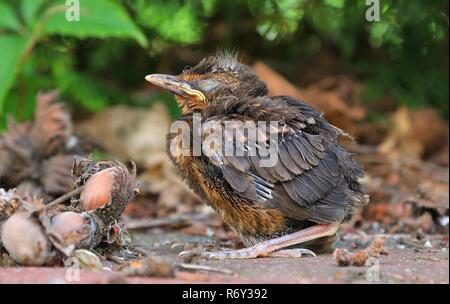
145;52;268;114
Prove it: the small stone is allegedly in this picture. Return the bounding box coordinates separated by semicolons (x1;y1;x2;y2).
438;216;449;227
71;249;103;270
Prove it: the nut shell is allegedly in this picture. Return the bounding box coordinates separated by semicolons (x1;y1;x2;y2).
51;211;85;234
80;168;115;211
1;212;52;266
50;211;94;249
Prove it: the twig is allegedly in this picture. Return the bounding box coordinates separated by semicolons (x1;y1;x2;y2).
45;187;84;210
17;5;67;68
107;255;125;264
176;263;234;275
132;246;152;257
125;213;211;230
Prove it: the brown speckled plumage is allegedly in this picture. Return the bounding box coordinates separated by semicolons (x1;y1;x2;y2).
152;53;367;255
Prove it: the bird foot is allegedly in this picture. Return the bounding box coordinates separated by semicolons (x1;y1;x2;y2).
266;248;316;258
179;247;316;260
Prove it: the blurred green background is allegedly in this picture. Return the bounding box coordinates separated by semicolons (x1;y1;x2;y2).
0;0;448;130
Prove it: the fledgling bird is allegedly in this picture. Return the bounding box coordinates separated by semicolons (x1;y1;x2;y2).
145;53;367;259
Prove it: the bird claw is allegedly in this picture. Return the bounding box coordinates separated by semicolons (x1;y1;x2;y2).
267;248;316;258
178;248;204;260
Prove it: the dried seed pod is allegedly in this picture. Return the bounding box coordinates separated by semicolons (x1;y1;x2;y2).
50;211;96;251
30;91;73;157
15;181;47;202
88;162;139;226
0;91;88;202
41;154;75;195
71;157;139;251
80;168;116;211
0;189;22;220
0;188;39;219
72;156;116;187
75;158;139;222
1;212;52;266
0;117;33;188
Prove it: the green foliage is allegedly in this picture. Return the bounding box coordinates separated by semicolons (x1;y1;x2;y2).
0;0;448;130
43;0;147;46
91;148;108;161
359;0;448;114
0;35;28;111
53;60;110;112
136;1;202;44
21;0;46;27
249;0;306;41
0;0;147;127
0;2;21;31
324;0;345;9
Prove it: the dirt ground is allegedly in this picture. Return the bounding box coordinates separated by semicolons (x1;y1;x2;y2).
0;231;447;284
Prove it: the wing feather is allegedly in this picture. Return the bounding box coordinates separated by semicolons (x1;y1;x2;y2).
199;95;354;223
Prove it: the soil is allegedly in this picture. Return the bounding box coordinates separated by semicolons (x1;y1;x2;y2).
0;232;447;284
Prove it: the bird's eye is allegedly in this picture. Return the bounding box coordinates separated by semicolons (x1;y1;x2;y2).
198;79;220;92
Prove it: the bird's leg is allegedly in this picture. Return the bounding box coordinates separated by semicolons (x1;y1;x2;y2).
179;222;340;260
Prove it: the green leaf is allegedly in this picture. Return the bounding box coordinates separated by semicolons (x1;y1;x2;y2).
369;21;403;47
55;70;109;112
201;0;217;16
324;0;345;8
257;21;279;41
138;2;202;44
0;35;28;115
0;2;21;32
21;0;47;27
42;0;148;47
52;59;109;112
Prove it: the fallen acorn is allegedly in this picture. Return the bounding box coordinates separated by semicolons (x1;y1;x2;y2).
1;212;52;266
0;157;141;266
80;168;116;211
47;158;140;256
74;158;139;225
49;211;95;251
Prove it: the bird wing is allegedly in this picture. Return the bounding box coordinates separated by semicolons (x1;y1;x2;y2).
200;102;344;221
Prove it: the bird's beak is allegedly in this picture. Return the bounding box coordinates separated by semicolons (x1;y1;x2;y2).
145;74;205;101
